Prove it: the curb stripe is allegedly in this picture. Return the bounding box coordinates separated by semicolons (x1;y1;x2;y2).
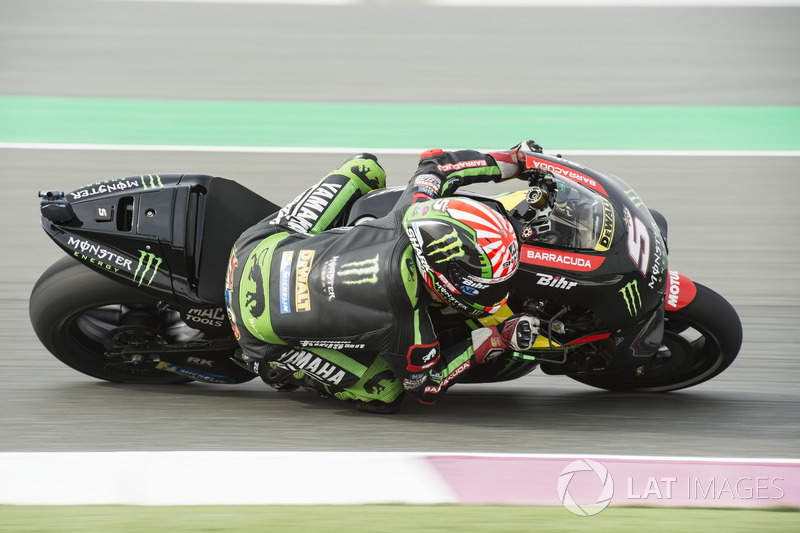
1;452;797;507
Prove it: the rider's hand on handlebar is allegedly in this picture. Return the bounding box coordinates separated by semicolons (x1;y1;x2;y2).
511;139;544;176
489;140;544;182
487;140;543;182
471;314;539;364
486;150;522;182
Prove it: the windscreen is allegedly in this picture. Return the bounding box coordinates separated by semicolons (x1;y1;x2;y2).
525;178;615;252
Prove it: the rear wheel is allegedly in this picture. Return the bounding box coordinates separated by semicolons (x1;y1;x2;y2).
567;282;742;392
30;257;196;384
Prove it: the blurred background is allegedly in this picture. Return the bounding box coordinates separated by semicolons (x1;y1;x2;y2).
1;0;799;460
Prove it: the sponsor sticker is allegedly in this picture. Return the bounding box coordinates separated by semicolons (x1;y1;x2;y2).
133;250;162;286
295;249;315;312
185;307;227;328
156;362;236;384
524;156;608;196
619;280;643;316
437;159;487;172
277;349;354;387
66;236;134;273
521;245;605;272
337;254;380;285
665;269;697;311
225;248;241;339
596;198;615;252
536;273;578;290
406;343;440;373
279;251;294;314
413;173;442;191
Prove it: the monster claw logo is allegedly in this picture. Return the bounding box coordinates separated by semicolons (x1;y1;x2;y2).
133;250;163;286
337;254;380;285
140;174;164;190
427;229;464;263
619;280;643;316
624;189;645;209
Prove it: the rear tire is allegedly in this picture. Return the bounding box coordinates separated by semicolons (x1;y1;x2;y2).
567;282;742;392
30;257;192;384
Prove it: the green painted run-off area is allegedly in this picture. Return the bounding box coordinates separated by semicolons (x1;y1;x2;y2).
1;96;798;151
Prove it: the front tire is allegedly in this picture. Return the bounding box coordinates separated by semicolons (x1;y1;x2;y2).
30;257;192;384
567;282;742;392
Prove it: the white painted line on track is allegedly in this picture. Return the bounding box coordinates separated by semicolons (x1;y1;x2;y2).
0;451;458;506
2;142;799;157
99;0;800;6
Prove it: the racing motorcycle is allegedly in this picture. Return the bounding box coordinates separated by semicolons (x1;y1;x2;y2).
30;150;742;394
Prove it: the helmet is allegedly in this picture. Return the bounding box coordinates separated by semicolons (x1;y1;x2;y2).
402;198;519;318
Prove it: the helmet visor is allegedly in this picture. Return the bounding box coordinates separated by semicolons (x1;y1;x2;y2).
444;261;510;315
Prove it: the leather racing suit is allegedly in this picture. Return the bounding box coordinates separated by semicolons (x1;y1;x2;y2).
226;149;518;409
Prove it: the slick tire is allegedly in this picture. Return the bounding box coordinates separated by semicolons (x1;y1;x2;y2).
568;282;742;392
30;257;191;384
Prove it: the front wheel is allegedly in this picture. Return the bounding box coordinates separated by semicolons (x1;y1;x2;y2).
30;257;195;384
567;282;742;392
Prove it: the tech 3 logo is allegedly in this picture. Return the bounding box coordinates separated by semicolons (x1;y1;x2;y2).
133;250;163;286
245;249;269;318
363;369;397;395
619;280;643;316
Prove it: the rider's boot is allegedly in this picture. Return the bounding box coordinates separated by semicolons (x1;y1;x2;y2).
354;393;405;415
258;364;300;392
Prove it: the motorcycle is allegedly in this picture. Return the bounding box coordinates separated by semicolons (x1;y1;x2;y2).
30;150;742;394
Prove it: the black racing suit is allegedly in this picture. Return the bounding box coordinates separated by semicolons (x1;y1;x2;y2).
226;150;512;406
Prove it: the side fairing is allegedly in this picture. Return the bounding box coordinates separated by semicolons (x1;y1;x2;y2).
40;174;279;307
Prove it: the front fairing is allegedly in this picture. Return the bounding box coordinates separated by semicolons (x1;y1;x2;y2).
498;154;668;337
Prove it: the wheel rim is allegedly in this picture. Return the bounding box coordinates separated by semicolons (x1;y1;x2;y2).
623;319;725;391
66;303;202;378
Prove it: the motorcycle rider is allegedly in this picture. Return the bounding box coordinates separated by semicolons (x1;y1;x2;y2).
226;141;543;413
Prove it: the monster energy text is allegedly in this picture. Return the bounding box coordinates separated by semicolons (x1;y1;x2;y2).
133;250;163;286
322;255;339;300
619;280;643;316
648;219;666;290
69;174;164;200
67;236;133;272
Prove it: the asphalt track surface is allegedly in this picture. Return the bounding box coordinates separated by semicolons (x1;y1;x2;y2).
1;1;799;458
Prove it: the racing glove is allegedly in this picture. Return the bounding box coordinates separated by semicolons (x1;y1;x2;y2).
488;140;544;182
471;315;539;364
